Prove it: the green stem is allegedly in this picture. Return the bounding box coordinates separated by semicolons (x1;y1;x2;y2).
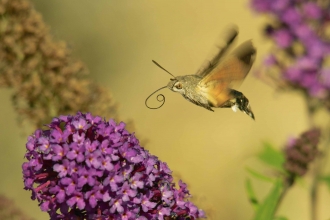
311;164;319;220
273;175;295;216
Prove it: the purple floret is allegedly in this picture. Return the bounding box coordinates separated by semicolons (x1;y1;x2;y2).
251;0;330;103
22;112;205;219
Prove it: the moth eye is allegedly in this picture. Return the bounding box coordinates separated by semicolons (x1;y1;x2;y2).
174;83;182;89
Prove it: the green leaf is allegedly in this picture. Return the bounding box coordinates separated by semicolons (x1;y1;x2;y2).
245;178;259;210
319;175;330;191
258;142;285;172
252;179;283;220
246;167;275;183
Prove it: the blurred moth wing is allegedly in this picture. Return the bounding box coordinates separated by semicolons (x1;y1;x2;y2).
197;40;256;108
195;25;239;77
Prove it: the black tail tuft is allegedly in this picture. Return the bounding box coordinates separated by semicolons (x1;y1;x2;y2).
236;95;255;120
229;89;255;120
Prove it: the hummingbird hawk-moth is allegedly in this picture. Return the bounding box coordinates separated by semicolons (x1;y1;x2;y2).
145;27;256;120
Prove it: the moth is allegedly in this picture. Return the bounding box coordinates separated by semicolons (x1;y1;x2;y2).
145;27;256;120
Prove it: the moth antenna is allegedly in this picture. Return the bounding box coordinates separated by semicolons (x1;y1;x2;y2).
152;60;176;78
145;86;168;109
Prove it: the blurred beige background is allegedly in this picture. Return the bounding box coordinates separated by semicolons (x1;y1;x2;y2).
0;0;329;219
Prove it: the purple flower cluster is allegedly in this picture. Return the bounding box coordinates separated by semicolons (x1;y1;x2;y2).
284;128;320;176
251;0;330;103
22;112;205;219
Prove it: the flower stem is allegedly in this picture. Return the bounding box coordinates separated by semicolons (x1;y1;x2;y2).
274;175;295;215
311;165;319;220
311;123;330;220
305;96;318;220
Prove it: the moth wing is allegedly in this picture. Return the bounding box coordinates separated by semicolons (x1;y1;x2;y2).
197;40;256;107
195;26;238;78
199;40;256;88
